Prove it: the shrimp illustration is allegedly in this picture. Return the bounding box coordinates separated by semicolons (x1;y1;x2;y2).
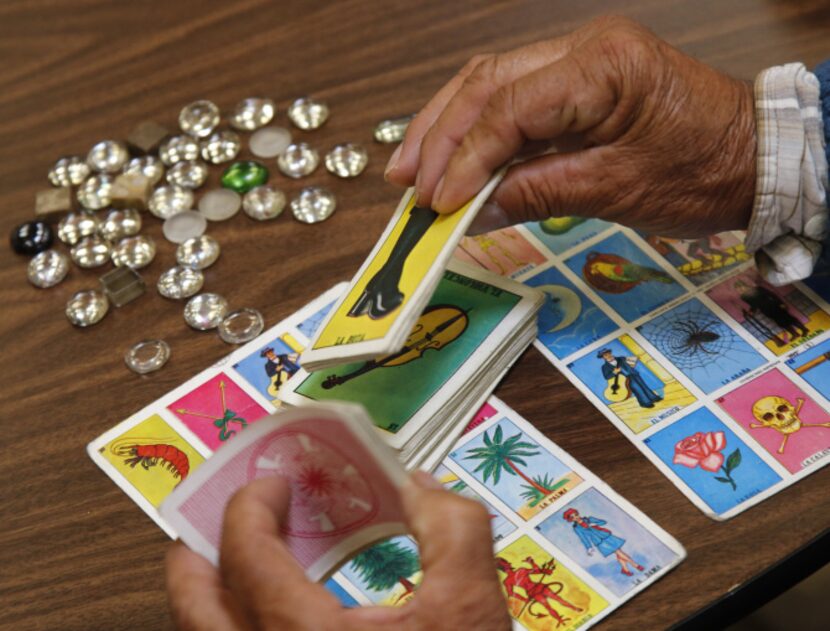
109;437;190;481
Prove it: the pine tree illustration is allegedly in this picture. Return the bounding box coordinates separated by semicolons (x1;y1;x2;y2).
350;540;420;602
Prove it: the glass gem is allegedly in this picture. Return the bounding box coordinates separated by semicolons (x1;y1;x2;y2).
70;235;111;269
179;100;220;138
157;265;204;299
159;135;201;166
162;210;207;243
123;155;165;185
11;220;53;255
100;266;145;307
220;160;269;193
242;185;286;221
325;143;368;178
230;97;276;131
49;156;90;187
66;289;109;327
148;185;194;219
277;143;319;179
77;174;113;209
111;235;156;269
125;339;170;374
100;208;142;241
198;189;241;221
373;114;414;144
28;250;70;288
166;159;208;189
218;308;265;344
291;187;336;224
57;211;100;245
249;126;292;159
176;235;220;269
201;130;241;164
287;97;329;130
87;140;129;173
184;293;229;330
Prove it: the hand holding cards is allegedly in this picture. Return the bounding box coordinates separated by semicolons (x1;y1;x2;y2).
301;171;505;371
160;403;408;581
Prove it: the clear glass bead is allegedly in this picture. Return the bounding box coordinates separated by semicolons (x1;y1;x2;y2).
218;308;265;344
290;187;336;224
148;185;194;219
277;143;319;179
201;130;241;164
66;289;109;327
70;235;111;269
77;174;113;210
176;235;220;269
230;97;276;130
184;293;229;330
125;339;171;374
159;135;201;166
325;143;368;178
179;100;220;138
100;208;142;241
28;250;70;288
58;211;100;245
242;185;286;221
49;155;90;187
166;160;208;189
157;265;204;299
287;97;329;130
87;140;129;173
111;235;156;269
123;155;165;185
373;114;414;144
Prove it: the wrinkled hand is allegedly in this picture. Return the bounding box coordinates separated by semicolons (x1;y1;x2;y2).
166;471;510;631
385;16;756;238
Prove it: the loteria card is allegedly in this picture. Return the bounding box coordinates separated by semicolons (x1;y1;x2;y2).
642;232;749;286
160;403;408;581
454;226;548;278
302;172;505;371
280;261;542;450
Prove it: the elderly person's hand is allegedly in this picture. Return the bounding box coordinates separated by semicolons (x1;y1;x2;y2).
385;15;756;238
166;471;510;631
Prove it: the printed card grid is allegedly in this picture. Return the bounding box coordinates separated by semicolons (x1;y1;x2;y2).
474;221;830;520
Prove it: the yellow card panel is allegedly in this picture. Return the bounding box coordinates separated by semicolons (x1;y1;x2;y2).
100;414;204;508
313;194;474;349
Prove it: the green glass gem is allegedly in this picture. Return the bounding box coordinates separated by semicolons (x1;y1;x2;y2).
220;161;269;193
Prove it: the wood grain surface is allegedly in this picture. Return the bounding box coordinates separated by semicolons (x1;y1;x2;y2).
1;1;829;629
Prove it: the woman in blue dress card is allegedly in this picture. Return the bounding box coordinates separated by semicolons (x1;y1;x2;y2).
563;508;645;577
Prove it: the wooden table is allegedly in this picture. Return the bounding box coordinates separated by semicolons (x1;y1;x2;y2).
2;1;829;628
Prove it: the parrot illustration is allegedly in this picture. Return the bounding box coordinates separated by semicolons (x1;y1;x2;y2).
583;252;672;294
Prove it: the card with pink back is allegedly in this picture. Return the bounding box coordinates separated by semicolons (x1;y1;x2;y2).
160;404;408;581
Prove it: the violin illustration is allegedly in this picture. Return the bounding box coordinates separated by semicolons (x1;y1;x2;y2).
322;304;470;389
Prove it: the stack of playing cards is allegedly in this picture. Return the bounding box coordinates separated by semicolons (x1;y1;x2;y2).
279;260;544;469
301;172;505;371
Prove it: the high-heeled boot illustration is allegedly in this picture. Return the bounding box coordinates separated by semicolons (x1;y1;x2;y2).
348;205;438;319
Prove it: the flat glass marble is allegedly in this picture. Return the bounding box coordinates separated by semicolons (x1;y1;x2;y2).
242;185;286;220
166;160;208;189
230;97;276;130
179;100;220;138
49;156;90;187
220;161;269;193
249;126;292;159
201;130;241;164
111;235;156;269
176;235;220;269
324;143;368;178
291;187;336;224
157;265;204;299
123;155;165;185
58;212;100;246
184;293;228;330
77;174;113;210
198;189;241;221
70;235;111;269
100;208;142;241
162;211;207;243
373;114;414;144
159;135;201;166
87;140;129;173
277;143;319;179
148;185;194;219
66;289;109;327
28;250;70;288
218;308;264;344
125;339;171;374
287;97;329;130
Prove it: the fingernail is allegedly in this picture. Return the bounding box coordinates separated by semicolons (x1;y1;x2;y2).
467;201;511;235
432;175;447;210
384;144;403;179
409;469;443;490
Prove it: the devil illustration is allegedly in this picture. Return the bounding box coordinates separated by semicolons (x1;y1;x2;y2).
495;556;583;627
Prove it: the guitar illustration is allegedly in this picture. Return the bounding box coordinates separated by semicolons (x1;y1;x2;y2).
603;372;631;403
322;304;469;389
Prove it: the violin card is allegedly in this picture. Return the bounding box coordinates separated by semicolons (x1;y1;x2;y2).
160;403;409;581
279;261;544;452
327;397;685;630
301;171;504;372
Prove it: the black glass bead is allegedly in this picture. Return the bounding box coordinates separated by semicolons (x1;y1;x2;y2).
11;221;54;255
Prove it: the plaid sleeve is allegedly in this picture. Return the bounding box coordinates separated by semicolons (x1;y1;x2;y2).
747;63;828;285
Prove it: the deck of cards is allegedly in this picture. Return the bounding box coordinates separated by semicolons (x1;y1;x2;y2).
279;260;544;468
301;171;505;371
160;402;408;581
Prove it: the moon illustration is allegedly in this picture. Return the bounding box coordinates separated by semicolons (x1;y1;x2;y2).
538;284;582;332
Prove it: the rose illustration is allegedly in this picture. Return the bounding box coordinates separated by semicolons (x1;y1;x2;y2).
672;431;741;490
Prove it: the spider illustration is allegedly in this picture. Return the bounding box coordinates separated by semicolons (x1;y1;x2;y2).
663;319;722;358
